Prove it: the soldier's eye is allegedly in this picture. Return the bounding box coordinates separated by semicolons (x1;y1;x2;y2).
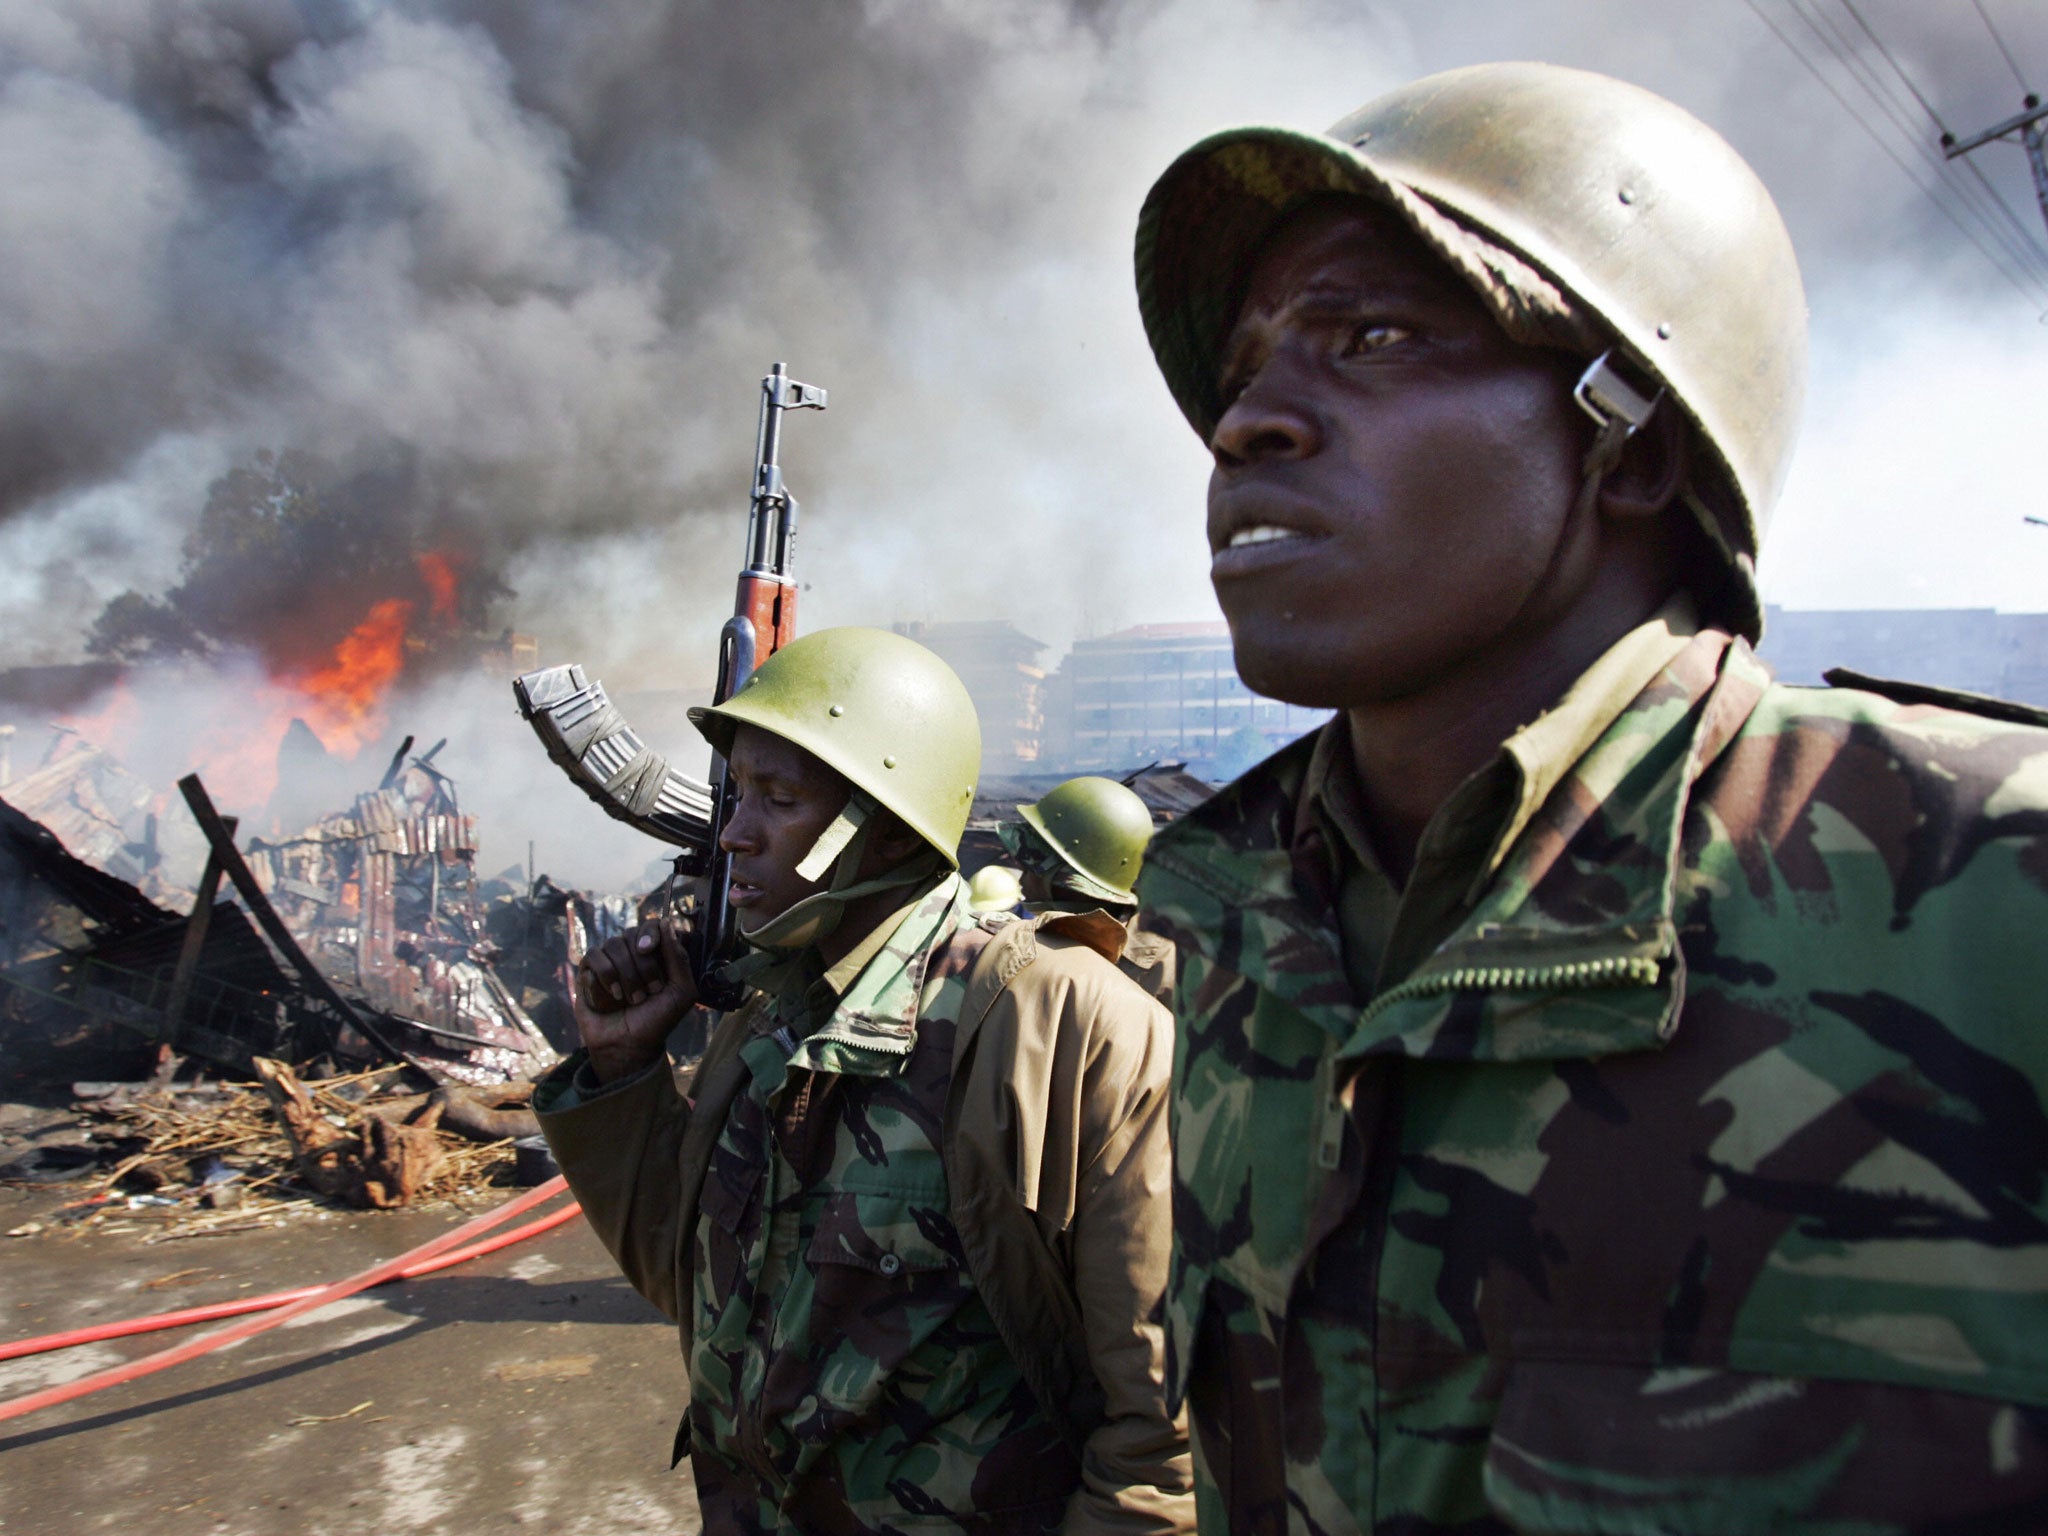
1343;321;1411;356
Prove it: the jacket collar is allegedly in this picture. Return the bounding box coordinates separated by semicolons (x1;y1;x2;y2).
1034;905;1136;963
1482;593;1702;894
1141;631;1770;1062
769;873;967;1075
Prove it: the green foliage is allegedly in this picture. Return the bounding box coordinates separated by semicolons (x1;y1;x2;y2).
85;589;204;662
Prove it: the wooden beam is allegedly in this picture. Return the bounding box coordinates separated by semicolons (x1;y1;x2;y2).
160;814;235;1052
176;773;428;1079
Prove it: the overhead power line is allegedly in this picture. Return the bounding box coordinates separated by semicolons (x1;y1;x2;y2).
1842;0;1949;128
1742;0;2048;313
1789;0;2048;287
1972;0;2033;96
1829;0;2048;283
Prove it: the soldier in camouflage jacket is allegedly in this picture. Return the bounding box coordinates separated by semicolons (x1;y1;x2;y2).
1129;64;2048;1533
537;629;1193;1534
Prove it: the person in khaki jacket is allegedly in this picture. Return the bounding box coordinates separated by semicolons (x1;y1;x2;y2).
1001;776;1177;1006
535;627;1194;1536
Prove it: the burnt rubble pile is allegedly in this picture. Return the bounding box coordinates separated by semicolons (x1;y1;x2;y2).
0;731;647;1211
1;738;200;910
238;745;556;1085
0;735;626;1099
2;1066;545;1236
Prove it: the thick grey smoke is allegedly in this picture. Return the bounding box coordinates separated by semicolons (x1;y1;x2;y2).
1;0;2042;886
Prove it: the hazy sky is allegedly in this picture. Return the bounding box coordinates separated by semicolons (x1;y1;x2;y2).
2;0;2044;884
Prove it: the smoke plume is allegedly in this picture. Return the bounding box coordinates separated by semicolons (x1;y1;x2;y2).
1;0;2042;885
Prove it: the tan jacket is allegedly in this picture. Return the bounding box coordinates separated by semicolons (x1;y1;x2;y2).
539;914;1194;1534
1038;907;1178;1007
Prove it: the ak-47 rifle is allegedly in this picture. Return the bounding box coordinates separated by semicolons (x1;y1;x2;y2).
691;363;826;1003
513;362;828;1006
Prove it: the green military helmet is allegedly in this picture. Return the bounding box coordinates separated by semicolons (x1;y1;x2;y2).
1135;62;1808;640
965;863;1024;914
1016;775;1155;906
689;627;982;868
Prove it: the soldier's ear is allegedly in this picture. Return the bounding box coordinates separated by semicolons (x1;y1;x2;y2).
868;809;924;866
1598;400;1689;521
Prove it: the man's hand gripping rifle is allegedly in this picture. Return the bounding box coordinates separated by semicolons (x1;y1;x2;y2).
513;363;827;1015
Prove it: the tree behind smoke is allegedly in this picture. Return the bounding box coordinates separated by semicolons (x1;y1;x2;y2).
86;449;507;671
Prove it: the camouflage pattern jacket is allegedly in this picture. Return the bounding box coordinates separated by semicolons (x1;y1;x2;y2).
539;878;1194;1534
1138;629;2048;1534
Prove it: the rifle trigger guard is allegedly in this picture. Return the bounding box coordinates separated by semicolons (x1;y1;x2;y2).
697;964;750;1013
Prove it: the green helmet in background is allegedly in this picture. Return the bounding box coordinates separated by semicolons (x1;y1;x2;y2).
1135;61;1808;641
1010;775;1155;907
966;864;1025;914
689;626;982;868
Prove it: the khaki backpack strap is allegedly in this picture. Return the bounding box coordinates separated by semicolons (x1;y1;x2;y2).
670;1005;758;1358
943;917;1108;1452
951;915;1040;1075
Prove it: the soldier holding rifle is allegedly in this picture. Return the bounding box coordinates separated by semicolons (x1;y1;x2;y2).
529;371;1191;1532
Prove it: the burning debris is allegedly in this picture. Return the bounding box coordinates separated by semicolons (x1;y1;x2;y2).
1;720;584;1125
26;449;537;845
0;438;579;1101
0;731;595;1214
235;740;556;1085
2;1066;539;1238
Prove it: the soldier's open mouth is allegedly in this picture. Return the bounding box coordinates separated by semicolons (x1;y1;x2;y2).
1212;526;1321;579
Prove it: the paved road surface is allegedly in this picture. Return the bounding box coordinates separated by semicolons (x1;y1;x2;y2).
0;1182;699;1535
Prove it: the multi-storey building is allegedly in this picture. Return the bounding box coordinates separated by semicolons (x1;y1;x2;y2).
1760;606;2048;707
893;621;1048;769
886;609;2048;790
1039;622;1331;780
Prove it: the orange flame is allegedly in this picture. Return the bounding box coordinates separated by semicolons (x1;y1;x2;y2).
283;597;414;758
61;596;420;816
417;552;458;622
61;679;143;748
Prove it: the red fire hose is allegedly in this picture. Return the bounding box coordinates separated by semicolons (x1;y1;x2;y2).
0;1197;584;1364
0;1175;577;1425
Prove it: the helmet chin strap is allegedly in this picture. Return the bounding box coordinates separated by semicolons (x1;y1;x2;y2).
736;790;942;954
1573;348;1762;640
1568;346;1661;543
1573;349;1659;487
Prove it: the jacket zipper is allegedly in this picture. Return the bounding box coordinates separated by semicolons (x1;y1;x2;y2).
1357;952;1663;1027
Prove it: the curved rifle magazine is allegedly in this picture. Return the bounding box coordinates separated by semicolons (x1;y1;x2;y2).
513;663;715;863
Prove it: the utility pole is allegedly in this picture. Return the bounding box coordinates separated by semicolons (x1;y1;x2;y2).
1943;95;2048;241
